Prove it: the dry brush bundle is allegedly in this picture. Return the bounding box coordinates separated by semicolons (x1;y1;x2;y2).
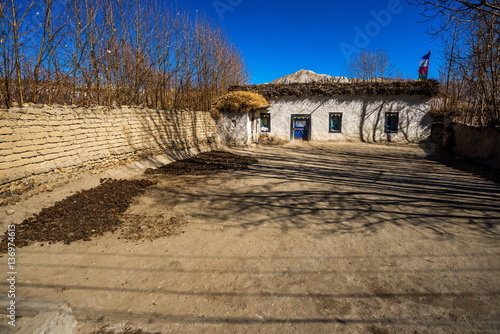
210;91;269;118
229;80;441;99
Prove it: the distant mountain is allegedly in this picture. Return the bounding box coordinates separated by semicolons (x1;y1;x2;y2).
269;69;412;84
270;69;351;84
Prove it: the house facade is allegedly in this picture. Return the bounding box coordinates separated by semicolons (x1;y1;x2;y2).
230;77;440;144
260;95;433;143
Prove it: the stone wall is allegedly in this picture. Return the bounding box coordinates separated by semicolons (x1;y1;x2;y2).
266;95;432;143
0;106;217;204
451;123;500;170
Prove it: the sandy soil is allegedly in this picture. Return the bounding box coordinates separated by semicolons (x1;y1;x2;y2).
1;142;499;333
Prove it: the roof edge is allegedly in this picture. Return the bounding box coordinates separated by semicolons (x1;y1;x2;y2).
229;80;441;98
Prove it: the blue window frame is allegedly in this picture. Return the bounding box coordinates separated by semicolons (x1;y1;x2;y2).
385;112;399;133
260;113;271;133
329;113;342;133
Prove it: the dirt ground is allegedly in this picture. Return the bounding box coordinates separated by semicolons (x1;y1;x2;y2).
1;142;499;333
0;151;257;250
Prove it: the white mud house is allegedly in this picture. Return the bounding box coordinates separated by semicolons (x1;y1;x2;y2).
212;91;270;146
228;70;440;143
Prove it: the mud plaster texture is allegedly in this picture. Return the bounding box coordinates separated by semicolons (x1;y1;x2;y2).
451;123;500;170
266;95;432;143
1;142;499;334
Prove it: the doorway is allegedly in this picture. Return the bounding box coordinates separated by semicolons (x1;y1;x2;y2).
291;115;311;141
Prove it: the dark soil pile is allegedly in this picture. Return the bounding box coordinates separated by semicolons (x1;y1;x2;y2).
0;178;157;252
0;152;256;252
144;151;258;175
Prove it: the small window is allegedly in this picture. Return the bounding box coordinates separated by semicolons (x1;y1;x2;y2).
385;112;399;133
260;113;271;133
329;113;342;133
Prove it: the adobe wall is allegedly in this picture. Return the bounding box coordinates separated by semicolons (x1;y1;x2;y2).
217;111;251;147
217;110;261;147
266;95;432;143
0;106;217;204
451;123;500;170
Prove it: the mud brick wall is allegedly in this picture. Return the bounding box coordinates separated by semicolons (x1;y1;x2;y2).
451;123;500;170
0;106;217;204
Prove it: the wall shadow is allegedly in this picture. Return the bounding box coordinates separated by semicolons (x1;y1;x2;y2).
422;144;500;185
142;143;500;239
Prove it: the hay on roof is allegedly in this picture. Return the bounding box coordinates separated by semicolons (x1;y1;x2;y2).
229;80;441;99
211;91;269;113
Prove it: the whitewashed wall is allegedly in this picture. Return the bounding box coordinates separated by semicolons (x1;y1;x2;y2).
218;110;262;146
265;95;432;143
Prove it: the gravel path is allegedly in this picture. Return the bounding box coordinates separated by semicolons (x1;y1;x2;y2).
2;142;499;333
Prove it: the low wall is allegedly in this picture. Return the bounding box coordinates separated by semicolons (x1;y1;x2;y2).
451;123;500;169
0;106;217;204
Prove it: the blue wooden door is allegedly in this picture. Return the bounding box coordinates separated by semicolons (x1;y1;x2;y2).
291;115;310;140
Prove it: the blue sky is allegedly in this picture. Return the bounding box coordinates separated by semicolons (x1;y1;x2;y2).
177;0;441;84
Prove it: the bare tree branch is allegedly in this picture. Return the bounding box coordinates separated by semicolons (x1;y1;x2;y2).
345;48;400;81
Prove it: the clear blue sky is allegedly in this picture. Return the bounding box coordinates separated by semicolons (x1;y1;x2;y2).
177;0;441;84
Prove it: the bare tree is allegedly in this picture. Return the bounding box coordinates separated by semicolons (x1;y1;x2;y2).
5;0;36;107
411;0;500;126
409;0;499;36
409;0;499;21
29;0;70;104
0;0;248;109
345;48;399;80
0;0;14;107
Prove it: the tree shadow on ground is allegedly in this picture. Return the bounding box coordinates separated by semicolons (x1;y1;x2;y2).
144;143;500;239
421;144;500;185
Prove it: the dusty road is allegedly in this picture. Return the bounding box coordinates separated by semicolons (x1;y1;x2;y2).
3;142;500;333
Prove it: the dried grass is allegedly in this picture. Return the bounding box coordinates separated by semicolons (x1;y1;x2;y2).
211;91;269;113
229;80;440;98
259;135;289;146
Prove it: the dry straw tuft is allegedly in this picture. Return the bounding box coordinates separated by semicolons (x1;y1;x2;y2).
211;91;269;114
259;134;289;146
